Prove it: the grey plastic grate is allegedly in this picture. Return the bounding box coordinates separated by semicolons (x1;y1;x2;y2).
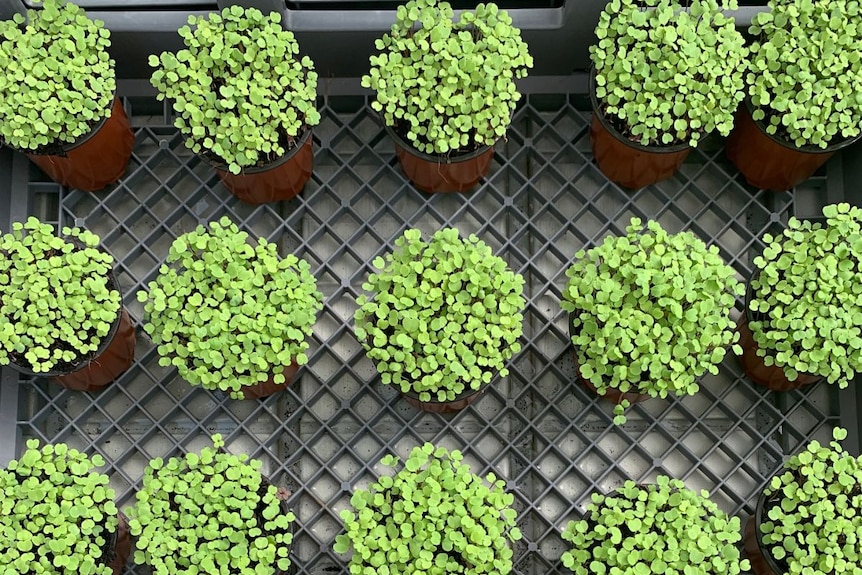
3;91;851;575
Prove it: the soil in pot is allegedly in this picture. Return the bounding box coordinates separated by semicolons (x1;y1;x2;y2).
725;100;860;192
589;71;691;190
24;98;134;192
239;362;300;400
384;123;495;193
202;128;314;205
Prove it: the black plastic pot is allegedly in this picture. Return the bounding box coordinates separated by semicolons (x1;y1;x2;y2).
384;123;495;193
725;99;861;192
589;69;691;189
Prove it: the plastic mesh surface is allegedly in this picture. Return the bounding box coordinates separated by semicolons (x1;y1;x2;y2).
9;93;844;575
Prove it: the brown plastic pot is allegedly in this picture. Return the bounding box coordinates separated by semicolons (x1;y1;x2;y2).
201;129;314;205
743;484;785;575
384;124;495;193
401;381;490;413
23;98;134;192
735;276;821;392
725;100;861;191
589;70;691;189
106;512;133;575
239;362;300;400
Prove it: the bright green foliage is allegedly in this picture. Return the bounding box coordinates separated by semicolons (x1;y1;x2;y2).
0;0;115;151
760;427;862;575
361;0;533;155
137;217;323;398
334;443;522;574
149;5;320;175
590;0;747;147
561;218;743;423
0;439;119;575
749;203;862;385
748;0;862;148
0;217;120;373
561;477;749;575
127;434;294;575
354;228;525;402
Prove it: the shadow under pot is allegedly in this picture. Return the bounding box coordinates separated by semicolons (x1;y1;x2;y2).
8;263;136;392
383;123;495;193
735;275;821;392
198;128;314;205
589;69;691;190
21;97;135;192
568;312;650;405
743;481;791;575
725;99;861;192
238;362;300;400
400;380;491;414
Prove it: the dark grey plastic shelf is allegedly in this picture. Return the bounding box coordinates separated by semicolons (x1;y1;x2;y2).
0;87;857;575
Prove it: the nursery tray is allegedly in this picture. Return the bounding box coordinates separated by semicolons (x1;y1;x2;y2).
0;84;859;575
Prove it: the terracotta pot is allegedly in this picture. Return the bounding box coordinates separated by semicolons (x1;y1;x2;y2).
401;382;489;414
384;124;495;193
743;486;785;575
202;129;314;205
106;512;133;575
589;70;691;189
24;98;134;192
239;362;300;400
725;100;861;191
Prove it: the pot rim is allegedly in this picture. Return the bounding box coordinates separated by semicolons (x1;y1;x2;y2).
753;477;792;575
400;378;492;405
383;121;495;164
197;127;313;175
744;98;862;154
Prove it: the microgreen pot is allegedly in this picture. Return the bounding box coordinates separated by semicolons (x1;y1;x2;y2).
743;482;784;575
725;100;860;191
239;362;300;400
589;69;691;189
401;378;491;413
22;98;134;192
384;123;495;193
199;128;314;205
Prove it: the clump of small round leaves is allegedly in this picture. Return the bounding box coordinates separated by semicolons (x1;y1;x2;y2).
0;439;119;575
561;218;743;423
759;427;861;575
334;443;521;574
561;477;749;575
362;0;533;155
591;0;748;146
0;0;115;152
355;228;525;402
749;203;862;384
149;5;320;175
137;217;323;398
127;434;294;575
0;216;121;373
747;0;862;148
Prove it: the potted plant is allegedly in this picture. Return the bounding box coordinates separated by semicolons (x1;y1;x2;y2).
149;5;320;204
589;0;748;189
137;216;323;399
0;439;131;575
334;443;522;573
354;228;526;413
561;217;743;424
738;203;862;391
0;217;136;391
127;434;295;575
561;476;750;575
725;0;862;191
744;427;860;575
362;0;532;193
0;0;134;191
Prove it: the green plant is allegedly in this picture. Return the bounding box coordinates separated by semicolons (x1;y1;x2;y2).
747;0;862;148
749;203;862;385
137;216;323;398
590;0;748;147
361;0;532;155
561;218;743;424
149;5;320;175
561;476;749;575
127;434;294;575
354;228;525;402
758;427;861;575
334;443;522;574
0;0;115;152
0;439;120;575
0;217;121;373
